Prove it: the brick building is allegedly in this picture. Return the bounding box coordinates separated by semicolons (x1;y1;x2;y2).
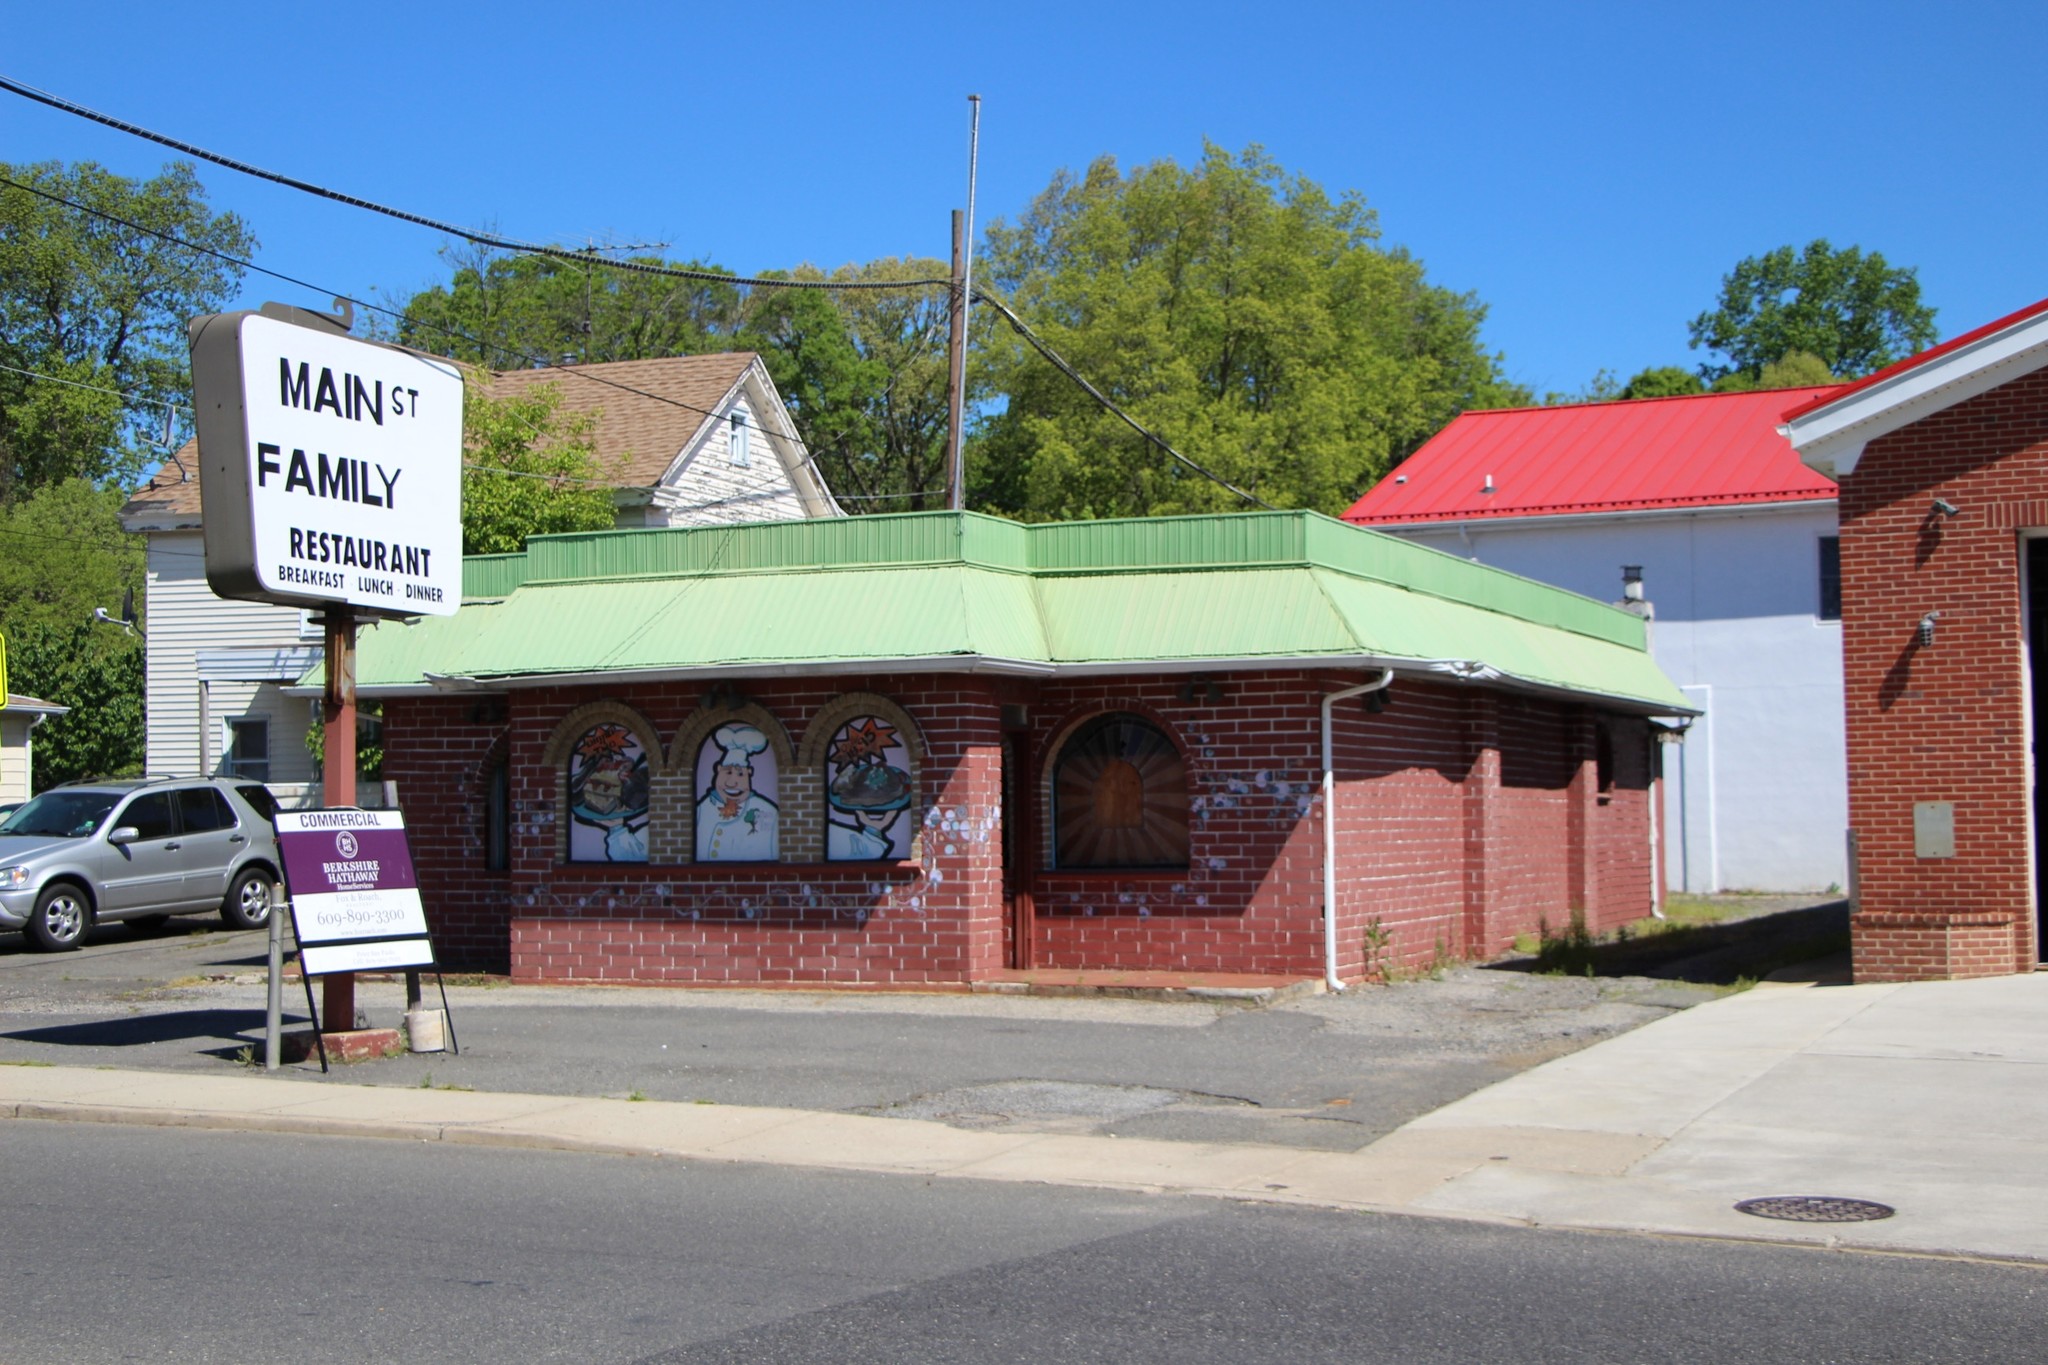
1342;387;1846;894
1786;298;2048;980
348;510;1694;987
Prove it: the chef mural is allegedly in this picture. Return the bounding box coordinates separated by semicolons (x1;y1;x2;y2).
695;723;780;861
567;723;650;862
826;715;913;860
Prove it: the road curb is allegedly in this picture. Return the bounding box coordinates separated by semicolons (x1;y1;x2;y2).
5;1078;2043;1269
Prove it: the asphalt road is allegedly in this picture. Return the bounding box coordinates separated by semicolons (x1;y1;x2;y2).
0;919;1719;1148
3;1121;2039;1364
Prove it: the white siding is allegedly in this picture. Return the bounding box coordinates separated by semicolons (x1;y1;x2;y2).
144;532;321;808
1385;503;1847;893
1;713;33;802
654;393;810;527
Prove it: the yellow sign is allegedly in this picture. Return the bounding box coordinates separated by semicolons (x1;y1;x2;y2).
0;630;8;707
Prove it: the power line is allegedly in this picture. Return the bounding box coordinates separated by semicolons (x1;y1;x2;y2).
0;360;191;413
0;74;947;295
4;132;1260;514
1;173;867;505
969;288;1275;510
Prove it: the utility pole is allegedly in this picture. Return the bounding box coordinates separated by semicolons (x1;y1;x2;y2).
944;95;982;513
945;209;966;511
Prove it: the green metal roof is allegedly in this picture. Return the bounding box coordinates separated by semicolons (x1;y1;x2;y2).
340;510;1695;714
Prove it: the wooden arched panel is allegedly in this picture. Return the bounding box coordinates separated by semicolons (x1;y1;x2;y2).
1052;713;1189;869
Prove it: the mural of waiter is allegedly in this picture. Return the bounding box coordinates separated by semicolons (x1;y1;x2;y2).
826;715;912;860
696;722;779;861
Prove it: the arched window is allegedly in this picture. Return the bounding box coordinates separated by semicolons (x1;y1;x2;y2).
565;722;650;863
1052;713;1189;869
824;713;915;861
693;722;781;861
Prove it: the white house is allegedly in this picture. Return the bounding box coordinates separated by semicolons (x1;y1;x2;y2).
2;694;69;803
1344;386;1845;893
119;352;841;808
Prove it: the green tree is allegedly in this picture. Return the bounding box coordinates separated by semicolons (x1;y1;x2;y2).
1709;350;1841;394
1688;240;1937;384
971;144;1523;520
1542;370;1623;406
0;479;146;786
7;622;142;789
389;245;957;514
743;258;954;510
0;161;254;503
393;242;744;368
460;375;619;555
1620;366;1705;400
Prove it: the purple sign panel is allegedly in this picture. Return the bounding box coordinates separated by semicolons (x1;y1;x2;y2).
277;810;434;975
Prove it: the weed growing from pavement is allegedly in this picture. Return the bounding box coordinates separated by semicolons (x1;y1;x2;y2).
0;1059;54;1067
1535;908;1597;976
234;1046;254;1067
1361;917;1393;982
627;1089;647;1102
416;1073;473;1091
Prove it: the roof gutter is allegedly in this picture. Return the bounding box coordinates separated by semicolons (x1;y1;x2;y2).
308;651;1696;716
1321;670;1394;993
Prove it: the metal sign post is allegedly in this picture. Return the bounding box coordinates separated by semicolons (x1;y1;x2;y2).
264;896;284;1070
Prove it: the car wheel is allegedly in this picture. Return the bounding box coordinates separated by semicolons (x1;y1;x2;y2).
27;884;91;952
221;869;275;930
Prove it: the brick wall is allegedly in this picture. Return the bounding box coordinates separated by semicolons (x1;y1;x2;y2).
384;666;1662;985
1836;364;2048;979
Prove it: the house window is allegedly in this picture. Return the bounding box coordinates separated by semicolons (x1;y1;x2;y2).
1818;536;1842;621
225;719;270;782
729;410;751;467
1052;713;1189;870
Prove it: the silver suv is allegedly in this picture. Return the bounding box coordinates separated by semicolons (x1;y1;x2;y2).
0;778;283;951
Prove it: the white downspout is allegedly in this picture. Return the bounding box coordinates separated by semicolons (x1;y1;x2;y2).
1321;669;1394;993
1648;754;1665;919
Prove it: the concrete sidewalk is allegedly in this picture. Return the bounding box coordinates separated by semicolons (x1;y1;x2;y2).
3;973;2043;1264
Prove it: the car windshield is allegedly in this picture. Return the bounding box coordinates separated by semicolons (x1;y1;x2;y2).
0;790;123;838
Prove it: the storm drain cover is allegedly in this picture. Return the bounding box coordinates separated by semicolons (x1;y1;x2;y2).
1735;1196;1896;1223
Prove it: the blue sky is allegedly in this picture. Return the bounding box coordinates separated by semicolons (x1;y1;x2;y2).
6;1;2043;397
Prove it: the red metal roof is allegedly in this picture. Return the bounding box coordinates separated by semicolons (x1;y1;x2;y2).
1779;295;2048;422
1342;386;1839;526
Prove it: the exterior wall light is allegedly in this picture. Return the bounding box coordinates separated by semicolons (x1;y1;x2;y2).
1918;611;1942;647
1932;498;1961;518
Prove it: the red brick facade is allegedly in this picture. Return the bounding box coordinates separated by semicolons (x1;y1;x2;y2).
381;668;1662;986
1836;365;2048;980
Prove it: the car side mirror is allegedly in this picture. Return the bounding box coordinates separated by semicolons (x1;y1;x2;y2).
107;826;140;846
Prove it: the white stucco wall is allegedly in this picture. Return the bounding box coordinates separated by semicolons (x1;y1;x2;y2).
1382;502;1846;893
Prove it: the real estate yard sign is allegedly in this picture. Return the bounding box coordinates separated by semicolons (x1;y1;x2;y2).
277;809;438;976
188;305;463;617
